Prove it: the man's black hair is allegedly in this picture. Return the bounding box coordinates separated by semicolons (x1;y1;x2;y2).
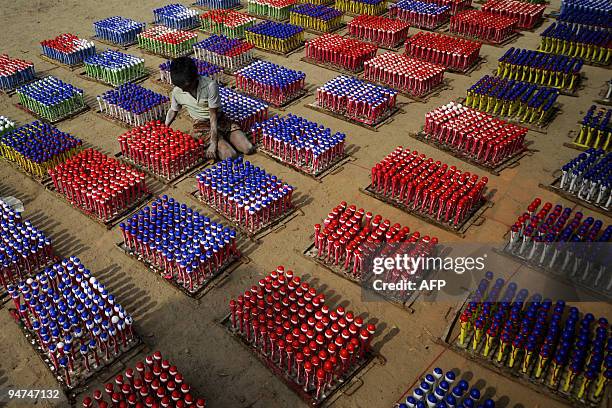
170;57;198;89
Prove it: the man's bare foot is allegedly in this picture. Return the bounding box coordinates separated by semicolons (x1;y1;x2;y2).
229;129;254;154
218;139;237;160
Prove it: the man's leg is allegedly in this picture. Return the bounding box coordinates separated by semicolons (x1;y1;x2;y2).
229;126;256;155
217;139;237;160
218;114;254;155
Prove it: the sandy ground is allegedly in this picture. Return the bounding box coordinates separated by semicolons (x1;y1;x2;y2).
0;1;611;407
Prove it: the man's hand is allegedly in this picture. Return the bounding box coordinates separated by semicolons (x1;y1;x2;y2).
165;109;179;127
206;140;217;159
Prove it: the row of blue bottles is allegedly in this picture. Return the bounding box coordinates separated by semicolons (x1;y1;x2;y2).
0;55;36;91
559;149;610;207
218;86;269;131
93;16;146;46
558;0;612;29
153;4;200;30
400;368;495;408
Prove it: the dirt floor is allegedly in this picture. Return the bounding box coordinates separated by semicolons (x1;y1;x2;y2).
0;1;611;407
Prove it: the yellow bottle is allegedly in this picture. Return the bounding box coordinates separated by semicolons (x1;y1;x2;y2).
534;353;549;379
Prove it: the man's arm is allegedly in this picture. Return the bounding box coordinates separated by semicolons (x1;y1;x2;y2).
165;90;181;126
206;106;219;159
206;80;222;159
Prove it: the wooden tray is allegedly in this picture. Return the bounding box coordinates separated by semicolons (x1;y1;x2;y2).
10;310;144;405
45;184;152;230
186;189;302;241
359;185;492;237
116;241;242;300
114;152;211;186
300;56;364;76
305;102;401;131
408;131;532;176
255;148;352;181
14;102;90;125
38;54;83;71
219;311;382;407
436;291;610;408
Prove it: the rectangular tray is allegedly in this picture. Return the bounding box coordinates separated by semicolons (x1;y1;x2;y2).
305;102;401;131
300;56;364;76
10;312;144;400
408;131;532;176
436;293;608;408
255;148;351;181
539;177;610;217
14;102;90;125
359;185;492;237
114;152;211;186
45;184;152;230
219;312;378;407
186;189;302;241
116;241;241;300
